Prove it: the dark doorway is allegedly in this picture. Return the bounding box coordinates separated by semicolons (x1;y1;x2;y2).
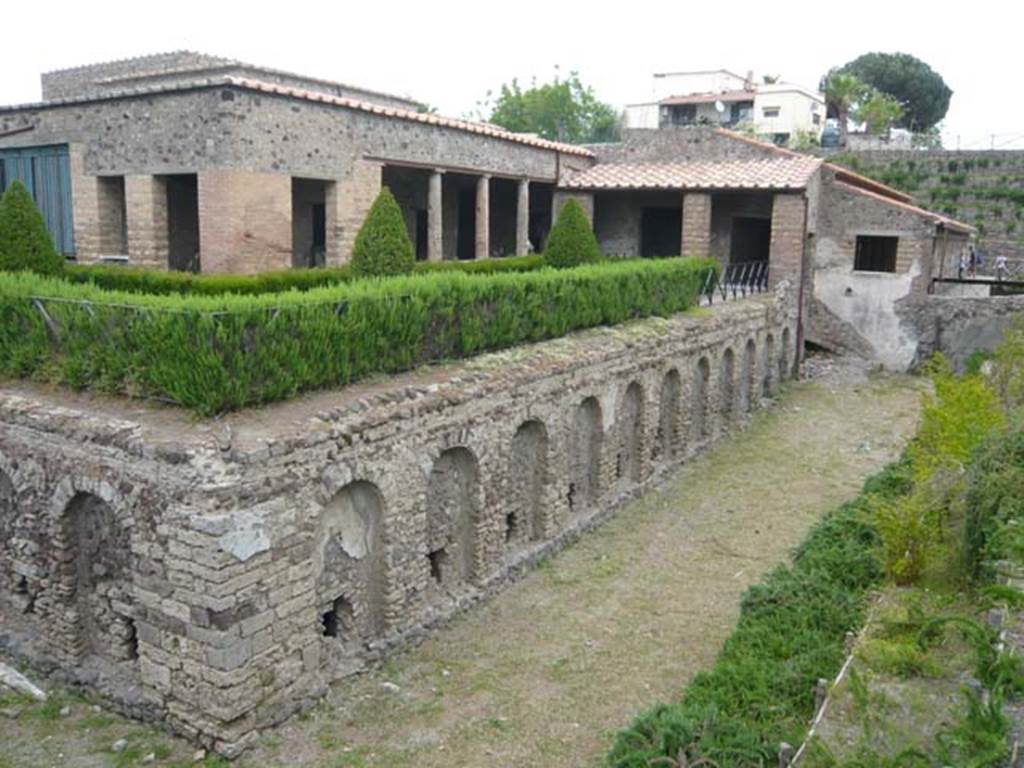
165;174;199;272
415;209;428;261
529;184;554;253
292;178;330;268
730;217;771;263
312;204;326;258
641;208;682;258
457;188;476;260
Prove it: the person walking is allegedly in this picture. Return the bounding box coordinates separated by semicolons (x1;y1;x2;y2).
996;254;1009;282
958;252;967;280
968;244;978;278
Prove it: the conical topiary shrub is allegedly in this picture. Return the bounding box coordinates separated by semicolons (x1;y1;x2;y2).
0;180;63;275
350;187;415;278
544;198;600;269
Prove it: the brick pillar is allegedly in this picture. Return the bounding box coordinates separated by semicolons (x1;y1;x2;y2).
428;170;443;262
681;193;712;257
328;160;382;266
198;170;292;274
67;145;100;262
125;175;169;269
516;179;530;256
768;193;806;289
475;175;490;260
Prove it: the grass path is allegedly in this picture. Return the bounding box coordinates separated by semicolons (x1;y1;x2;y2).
0;369;923;768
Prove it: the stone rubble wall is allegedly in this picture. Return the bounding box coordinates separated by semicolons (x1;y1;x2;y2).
0;295;795;756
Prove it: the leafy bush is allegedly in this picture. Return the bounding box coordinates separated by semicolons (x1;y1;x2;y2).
0;257;716;414
992;319;1024;411
907;355;1004;485
544;199;600;268
63;255;547;296
962;426;1024;581
350;187;414;277
607;475;889;768
0;180;64;275
869;356;1004;584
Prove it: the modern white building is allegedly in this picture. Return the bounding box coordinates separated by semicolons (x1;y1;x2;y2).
624;69;825;144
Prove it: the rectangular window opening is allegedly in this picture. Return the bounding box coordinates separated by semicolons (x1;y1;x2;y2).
854;235;898;273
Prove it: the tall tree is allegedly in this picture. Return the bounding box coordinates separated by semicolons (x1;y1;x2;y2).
480;71;620;145
823;71;868;147
854;89;904;135
837;52;952;131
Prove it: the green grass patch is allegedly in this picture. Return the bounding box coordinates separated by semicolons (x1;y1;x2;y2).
0;257;716;414
605;463;906;767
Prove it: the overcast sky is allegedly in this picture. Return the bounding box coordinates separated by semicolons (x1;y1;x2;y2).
4;0;1022;150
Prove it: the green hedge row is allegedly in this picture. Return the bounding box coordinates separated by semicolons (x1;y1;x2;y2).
605;462;908;768
63;254;547;296
1;257;716;414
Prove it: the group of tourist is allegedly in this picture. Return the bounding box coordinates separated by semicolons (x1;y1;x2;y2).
958;244;1010;281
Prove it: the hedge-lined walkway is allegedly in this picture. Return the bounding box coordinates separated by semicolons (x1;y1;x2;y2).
0;362;923;768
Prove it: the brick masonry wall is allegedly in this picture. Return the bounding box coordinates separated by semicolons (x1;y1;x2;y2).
768;192;806;288
197;170;293;273
682;192;713;257
0;294;796;757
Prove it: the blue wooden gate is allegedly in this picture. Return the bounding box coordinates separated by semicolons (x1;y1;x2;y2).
0;144;75;256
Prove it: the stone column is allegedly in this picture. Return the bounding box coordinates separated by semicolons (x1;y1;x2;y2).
516;179;530;256
428;170;443;262
475;174;490;260
681;192;712;257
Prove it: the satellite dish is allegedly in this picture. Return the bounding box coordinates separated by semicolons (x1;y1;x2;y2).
714;100;726;113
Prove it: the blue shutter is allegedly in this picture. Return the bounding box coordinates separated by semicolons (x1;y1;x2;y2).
0;144;75;256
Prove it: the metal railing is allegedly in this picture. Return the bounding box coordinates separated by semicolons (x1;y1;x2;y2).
701;260;770;305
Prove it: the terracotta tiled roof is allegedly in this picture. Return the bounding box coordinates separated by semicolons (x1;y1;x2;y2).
835;181;975;234
661;90;755;106
0;75;593;157
713;129;915;203
561;156;821;191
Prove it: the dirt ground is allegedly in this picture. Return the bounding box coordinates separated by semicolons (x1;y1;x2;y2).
0;361;924;768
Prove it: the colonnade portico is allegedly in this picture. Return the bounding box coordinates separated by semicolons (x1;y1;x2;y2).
412;167;538;261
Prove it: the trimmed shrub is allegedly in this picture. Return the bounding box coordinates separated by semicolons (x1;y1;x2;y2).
544;199;600;268
350;187;414;277
64;253;547;297
0;181;63;275
0;257;716;414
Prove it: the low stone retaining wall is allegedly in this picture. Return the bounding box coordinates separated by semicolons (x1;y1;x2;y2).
902;293;1024;369
0;294;795;756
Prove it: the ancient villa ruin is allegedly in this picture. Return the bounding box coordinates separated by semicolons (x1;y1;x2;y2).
0;295;794;755
0;52;1008;757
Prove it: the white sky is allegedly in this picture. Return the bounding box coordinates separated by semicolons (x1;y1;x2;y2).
4;0;1023;150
